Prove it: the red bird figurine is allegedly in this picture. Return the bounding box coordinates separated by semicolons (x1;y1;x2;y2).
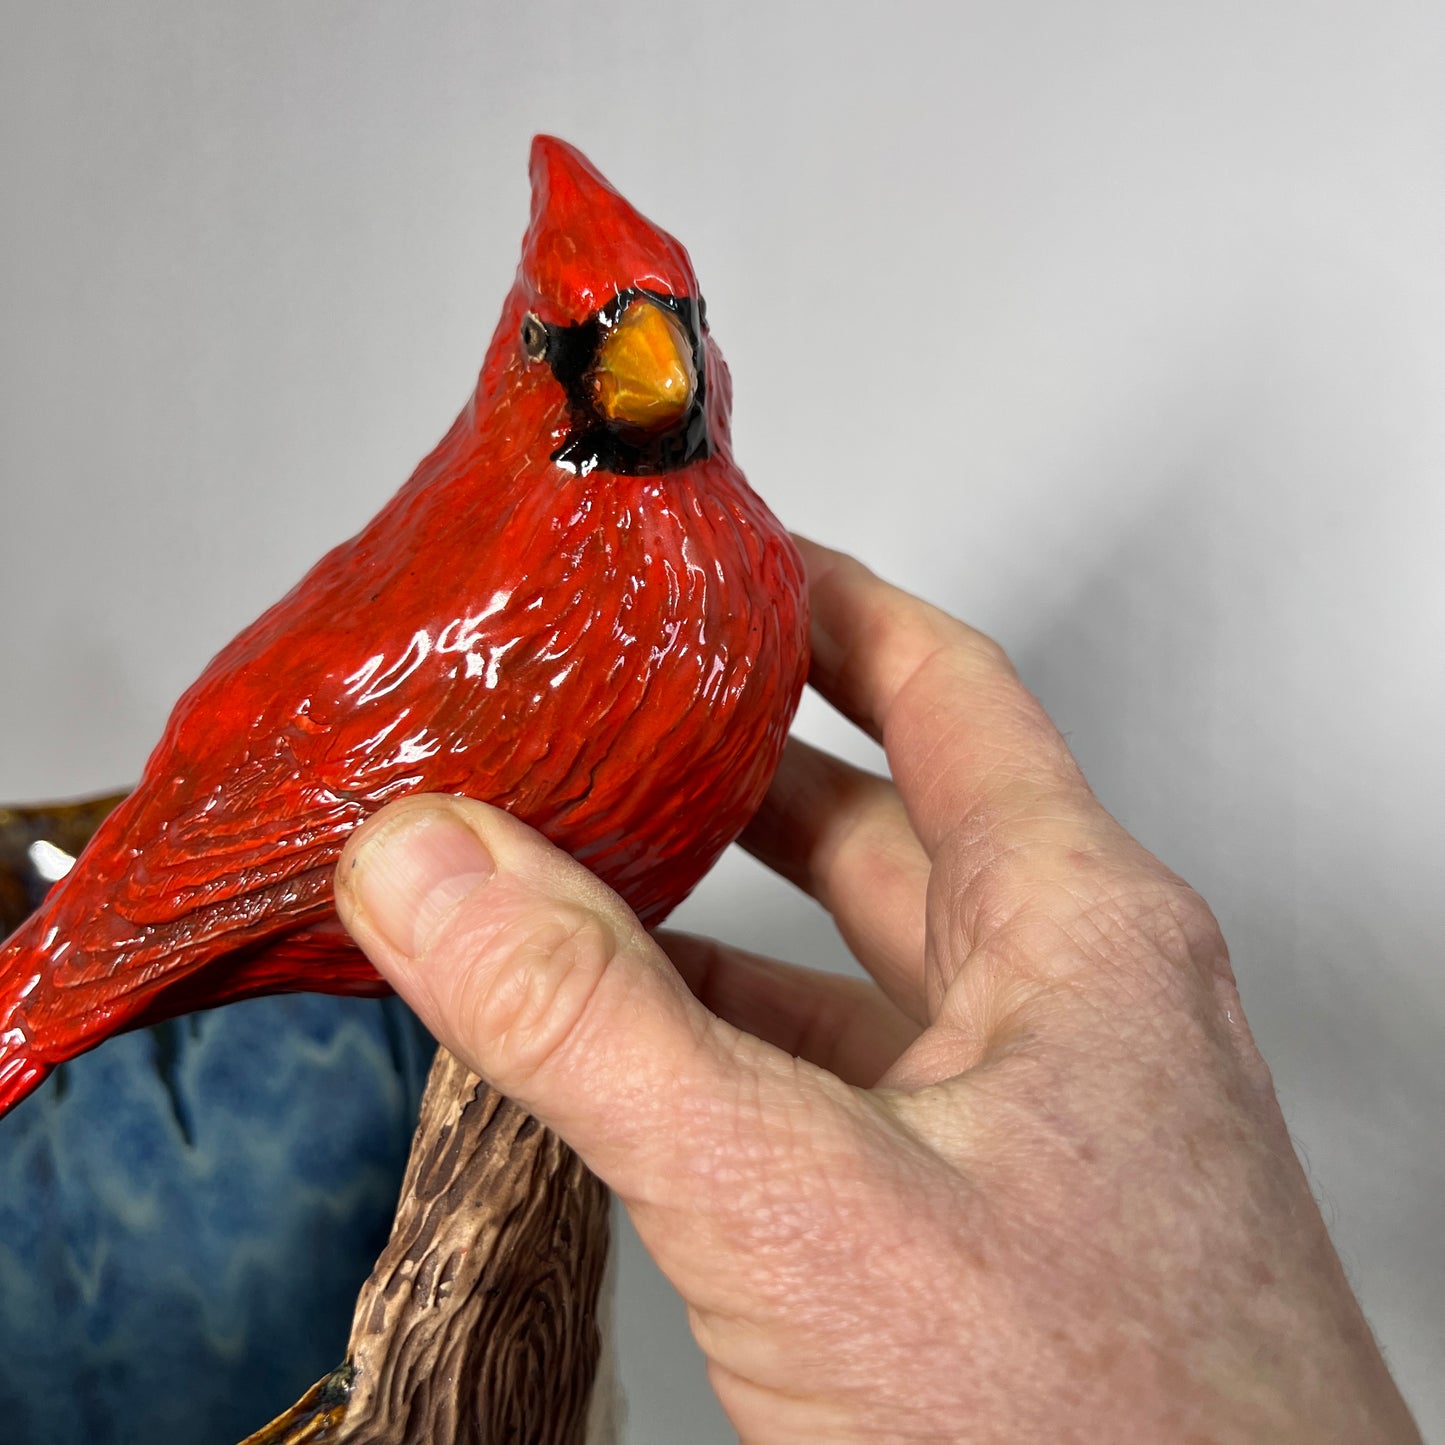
0;137;808;1114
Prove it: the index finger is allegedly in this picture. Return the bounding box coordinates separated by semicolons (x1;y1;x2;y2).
794;538;1226;1046
796;536;1092;858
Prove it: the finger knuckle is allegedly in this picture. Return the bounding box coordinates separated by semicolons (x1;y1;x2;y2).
954;623;1015;678
932;809;1229;1005
454;905;619;1089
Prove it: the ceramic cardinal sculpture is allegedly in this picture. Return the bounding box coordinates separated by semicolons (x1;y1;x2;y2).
0;136;808;1114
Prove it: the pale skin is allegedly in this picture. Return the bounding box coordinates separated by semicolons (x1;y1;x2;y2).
335;537;1421;1444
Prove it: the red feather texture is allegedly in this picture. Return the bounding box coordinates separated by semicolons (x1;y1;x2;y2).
0;138;809;1113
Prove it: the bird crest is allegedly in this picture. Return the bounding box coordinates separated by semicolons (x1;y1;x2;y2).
521;136;699;324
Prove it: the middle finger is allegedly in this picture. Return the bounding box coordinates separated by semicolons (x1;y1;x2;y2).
741;738;931;1024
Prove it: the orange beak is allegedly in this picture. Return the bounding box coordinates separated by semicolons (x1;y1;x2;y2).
586;298;697;432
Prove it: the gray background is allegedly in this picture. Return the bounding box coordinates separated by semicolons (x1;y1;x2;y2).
2;2;1441;1440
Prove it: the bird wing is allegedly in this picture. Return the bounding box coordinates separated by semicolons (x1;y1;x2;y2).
21;468;632;1039
46;745;409;1007
32;578;528;1019
30;761;366;1027
31;547;595;1021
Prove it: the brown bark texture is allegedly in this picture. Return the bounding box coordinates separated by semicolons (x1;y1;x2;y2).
0;792;129;934
242;1046;611;1445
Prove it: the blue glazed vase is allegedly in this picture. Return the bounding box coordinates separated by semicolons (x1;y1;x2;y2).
0;992;434;1444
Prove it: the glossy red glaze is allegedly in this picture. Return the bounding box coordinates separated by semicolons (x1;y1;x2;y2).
0;137;808;1114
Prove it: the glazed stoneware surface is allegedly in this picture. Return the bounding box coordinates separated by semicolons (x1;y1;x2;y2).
0;991;433;1441
0;137;809;1111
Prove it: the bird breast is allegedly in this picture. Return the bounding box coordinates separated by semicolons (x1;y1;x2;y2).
313;454;807;928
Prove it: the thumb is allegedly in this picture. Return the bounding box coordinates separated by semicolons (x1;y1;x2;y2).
334;793;771;1203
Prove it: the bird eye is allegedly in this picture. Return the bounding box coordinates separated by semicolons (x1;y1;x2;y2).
697;295;708;330
520;313;547;362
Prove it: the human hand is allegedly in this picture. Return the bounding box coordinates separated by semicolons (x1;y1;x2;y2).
334;538;1420;1444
